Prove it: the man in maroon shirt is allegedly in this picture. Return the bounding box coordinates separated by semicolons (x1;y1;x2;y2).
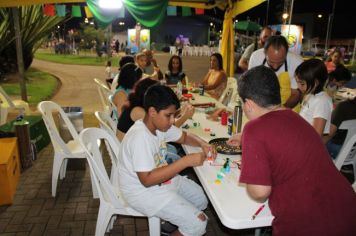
228;66;356;235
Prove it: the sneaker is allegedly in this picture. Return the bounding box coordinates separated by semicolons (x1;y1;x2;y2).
341;165;354;174
161;220;178;235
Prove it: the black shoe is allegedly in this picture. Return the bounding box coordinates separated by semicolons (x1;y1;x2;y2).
161;220;178;235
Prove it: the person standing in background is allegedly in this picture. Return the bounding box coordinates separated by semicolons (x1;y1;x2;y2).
238;26;273;72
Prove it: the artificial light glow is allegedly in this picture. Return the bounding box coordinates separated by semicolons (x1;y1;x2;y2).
84;18;89;23
99;0;123;9
57;25;60;29
282;13;289;20
235;20;238;23
210;22;213;26
317;14;322;18
90;21;94;25
119;22;125;25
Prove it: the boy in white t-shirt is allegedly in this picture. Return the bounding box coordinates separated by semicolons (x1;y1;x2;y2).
118;85;216;236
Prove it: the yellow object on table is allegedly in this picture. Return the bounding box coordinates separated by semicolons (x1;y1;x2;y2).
0;138;21;205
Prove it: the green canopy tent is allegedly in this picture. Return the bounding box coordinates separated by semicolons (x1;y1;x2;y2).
234;20;262;32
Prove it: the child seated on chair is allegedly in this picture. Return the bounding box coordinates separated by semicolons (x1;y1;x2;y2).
118;84;216;236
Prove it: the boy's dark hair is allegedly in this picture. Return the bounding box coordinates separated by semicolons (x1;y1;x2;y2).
264;35;289;52
238;65;281;107
127;78;159;109
119;56;134;69
211;53;223;70
168;55;183;72
329;64;352;82
143;85;180;112
117;63;142;90
295;59;328;94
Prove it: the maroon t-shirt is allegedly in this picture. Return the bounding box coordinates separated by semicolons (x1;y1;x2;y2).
239;109;356;236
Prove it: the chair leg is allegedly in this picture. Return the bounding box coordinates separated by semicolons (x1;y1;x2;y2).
52;154;64;197
59;159;68;179
89;168;99;199
148;216;160;236
95;204;112;236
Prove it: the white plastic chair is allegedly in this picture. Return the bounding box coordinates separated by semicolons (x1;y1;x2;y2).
352;181;356;192
79;127;160;236
334;119;356;180
0;85;31;125
94;111;119;185
219;77;238;107
169;46;176;55
108;94;118;124
37;101;97;198
94;78;113;115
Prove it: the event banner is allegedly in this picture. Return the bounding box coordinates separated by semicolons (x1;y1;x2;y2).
270;24;303;55
127;28;150;54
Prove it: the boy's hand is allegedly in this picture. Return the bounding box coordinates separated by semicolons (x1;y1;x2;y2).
185;152;206;167
201;144;217;160
181;103;195;119
227;133;242;147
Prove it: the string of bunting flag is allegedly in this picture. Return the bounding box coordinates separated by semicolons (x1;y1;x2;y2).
42;4;124;18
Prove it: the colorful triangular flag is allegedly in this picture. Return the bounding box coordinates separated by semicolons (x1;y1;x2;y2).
84;6;93;18
72;6;82;17
182;7;191;17
195;8;204;15
117;6;125;18
55;5;66;17
167;6;177;16
44;4;55;16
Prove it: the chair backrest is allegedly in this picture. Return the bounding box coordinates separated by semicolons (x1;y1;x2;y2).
37;101;79;155
0;85;15;108
95;111;117;135
79;127;123;207
108;94;118;123
334;119;356;169
94;78;113;114
219;77;237;106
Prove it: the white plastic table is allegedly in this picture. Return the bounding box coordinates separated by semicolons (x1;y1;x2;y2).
182;93;274;232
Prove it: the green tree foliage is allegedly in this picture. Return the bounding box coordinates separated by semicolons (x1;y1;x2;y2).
0;6;67;75
79;23;106;50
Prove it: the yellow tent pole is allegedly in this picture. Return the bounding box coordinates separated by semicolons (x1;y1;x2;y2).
220;8;234;77
220;0;266;77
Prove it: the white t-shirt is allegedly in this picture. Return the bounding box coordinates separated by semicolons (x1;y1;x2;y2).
299;91;333;134
248;48;303;89
118;120;183;216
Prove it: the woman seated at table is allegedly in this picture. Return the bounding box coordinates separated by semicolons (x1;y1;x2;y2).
198;53;227;99
165;55;186;85
111;63;142;121
117;78;195;142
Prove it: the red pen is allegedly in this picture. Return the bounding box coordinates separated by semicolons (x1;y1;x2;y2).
252;204;265;220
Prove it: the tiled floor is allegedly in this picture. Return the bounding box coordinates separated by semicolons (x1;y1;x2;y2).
0;113;268;236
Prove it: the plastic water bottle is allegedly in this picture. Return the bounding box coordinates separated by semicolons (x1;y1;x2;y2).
176;81;183;98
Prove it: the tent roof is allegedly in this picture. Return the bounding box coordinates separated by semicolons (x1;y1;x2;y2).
0;0;227;9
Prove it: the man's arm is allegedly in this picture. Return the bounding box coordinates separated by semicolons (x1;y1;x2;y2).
246;184;272;203
322;123;337;144
284;89;301;108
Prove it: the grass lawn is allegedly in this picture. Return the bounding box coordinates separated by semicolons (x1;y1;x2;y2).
1;68;58;105
35;50;118;67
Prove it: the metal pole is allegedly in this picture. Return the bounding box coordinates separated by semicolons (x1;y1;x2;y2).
325;0;336;52
107;23;112;58
287;0;294;39
265;0;270;25
12;7;27;102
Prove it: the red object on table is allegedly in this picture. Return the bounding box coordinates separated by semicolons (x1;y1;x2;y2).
221;111;228;125
182;93;193;98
